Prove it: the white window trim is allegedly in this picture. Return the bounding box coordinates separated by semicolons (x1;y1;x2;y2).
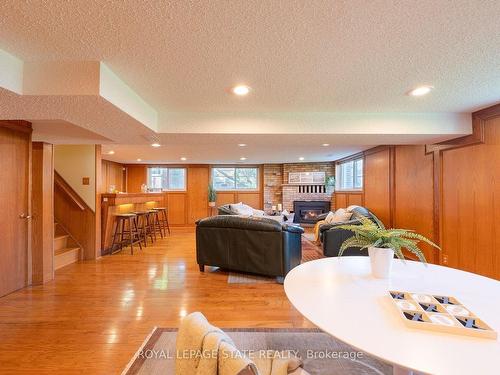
335;158;363;191
211;166;260;191
147;167;187;192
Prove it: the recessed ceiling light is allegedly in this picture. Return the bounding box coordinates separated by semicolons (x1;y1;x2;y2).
407;85;434;97
180;157;187;161
107;150;115;155
240;157;247;161
136;158;142;162
151;143;161;148
299;157;305;161
322;143;330;147
232;85;250;96
238;143;247;147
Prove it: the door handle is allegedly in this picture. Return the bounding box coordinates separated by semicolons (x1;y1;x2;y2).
19;213;32;219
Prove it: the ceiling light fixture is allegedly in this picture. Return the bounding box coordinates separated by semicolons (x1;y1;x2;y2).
299;157;305;161
180;157;187;161
322;143;330;147
107;150;115;155
232;85;250;96
240;157;247;161
151;143;161;148
238;143;247;147
136;158;142;162
407;85;434;97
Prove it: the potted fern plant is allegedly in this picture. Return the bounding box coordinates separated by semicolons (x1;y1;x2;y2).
208;183;217;207
336;217;440;278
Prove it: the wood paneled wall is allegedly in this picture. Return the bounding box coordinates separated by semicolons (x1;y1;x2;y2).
126;165;147;193
215;192;263;209
31;142;54;284
364;147;393;227
439;114;500;279
101;160;124;193
54;172;98;260
187;166;209;224
335;105;500;279
393;146;436;263
333;191;363;209
123;165;263;225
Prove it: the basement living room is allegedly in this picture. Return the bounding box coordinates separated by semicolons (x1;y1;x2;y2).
1;2;500;375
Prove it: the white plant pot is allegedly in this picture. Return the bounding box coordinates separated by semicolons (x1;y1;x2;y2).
368;246;394;278
208;201;216;207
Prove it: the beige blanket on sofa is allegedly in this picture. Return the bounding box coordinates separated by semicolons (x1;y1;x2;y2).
175;312;304;375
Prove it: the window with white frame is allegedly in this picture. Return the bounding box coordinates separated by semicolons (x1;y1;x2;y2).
336;158;363;191
147;167;186;191
212;167;259;190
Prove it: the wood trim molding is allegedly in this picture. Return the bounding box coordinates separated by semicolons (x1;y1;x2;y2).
54;172;87;211
388;146;396;228
426;116;484;154
472;101;500;119
31;142;54;285
363;145;392;156
334;151;364;164
0;120;33;134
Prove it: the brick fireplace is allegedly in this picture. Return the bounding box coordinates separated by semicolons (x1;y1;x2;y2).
293;200;331;224
263;162;335;214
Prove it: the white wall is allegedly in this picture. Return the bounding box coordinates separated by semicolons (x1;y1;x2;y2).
99;62;158;131
0;48;23;94
54;145;96;211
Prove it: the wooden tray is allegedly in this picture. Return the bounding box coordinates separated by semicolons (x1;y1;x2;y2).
388;290;497;340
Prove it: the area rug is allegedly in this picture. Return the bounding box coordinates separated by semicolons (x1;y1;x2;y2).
227;235;324;284
122;327;392;375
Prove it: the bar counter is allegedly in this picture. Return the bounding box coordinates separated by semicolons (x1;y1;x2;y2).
101;192;165;255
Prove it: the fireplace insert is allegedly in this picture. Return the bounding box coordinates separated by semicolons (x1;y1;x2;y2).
293;201;331;224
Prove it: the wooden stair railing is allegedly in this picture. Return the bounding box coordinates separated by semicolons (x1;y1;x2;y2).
54;171;87;211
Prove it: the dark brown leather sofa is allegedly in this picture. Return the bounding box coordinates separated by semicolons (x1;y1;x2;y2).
195;215;304;283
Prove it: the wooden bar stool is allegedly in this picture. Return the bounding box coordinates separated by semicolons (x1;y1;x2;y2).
110;213;142;255
148;209;164;239
131;211;150;247
152;207;170;235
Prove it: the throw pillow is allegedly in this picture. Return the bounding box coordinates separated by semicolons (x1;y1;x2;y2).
252;209;265;217
230;202;254;216
324;211;336;223
325;208;352;224
346;205;361;212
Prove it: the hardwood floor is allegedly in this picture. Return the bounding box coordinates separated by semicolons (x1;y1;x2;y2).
0;228;311;374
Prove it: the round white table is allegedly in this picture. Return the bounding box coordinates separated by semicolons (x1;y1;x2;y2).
284;257;500;375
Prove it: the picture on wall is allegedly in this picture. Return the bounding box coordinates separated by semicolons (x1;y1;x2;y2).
288;171;326;184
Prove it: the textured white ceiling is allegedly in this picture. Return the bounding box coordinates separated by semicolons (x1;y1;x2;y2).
100;131;456;164
1;0;500;115
1;1;499;163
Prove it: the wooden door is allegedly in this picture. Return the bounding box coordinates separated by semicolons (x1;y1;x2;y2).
0;122;31;297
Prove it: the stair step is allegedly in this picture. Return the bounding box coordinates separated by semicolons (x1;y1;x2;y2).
54;234;70;251
54;247;80;270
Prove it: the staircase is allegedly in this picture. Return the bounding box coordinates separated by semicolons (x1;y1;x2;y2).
54;222;81;270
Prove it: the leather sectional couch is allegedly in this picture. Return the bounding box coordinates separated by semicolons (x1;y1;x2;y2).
196;215;304;282
318;206;384;257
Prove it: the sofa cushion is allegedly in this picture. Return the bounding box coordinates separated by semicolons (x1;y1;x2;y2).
230;202;254;216
325;208;352;224
197;215;283;232
252;209;266;217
